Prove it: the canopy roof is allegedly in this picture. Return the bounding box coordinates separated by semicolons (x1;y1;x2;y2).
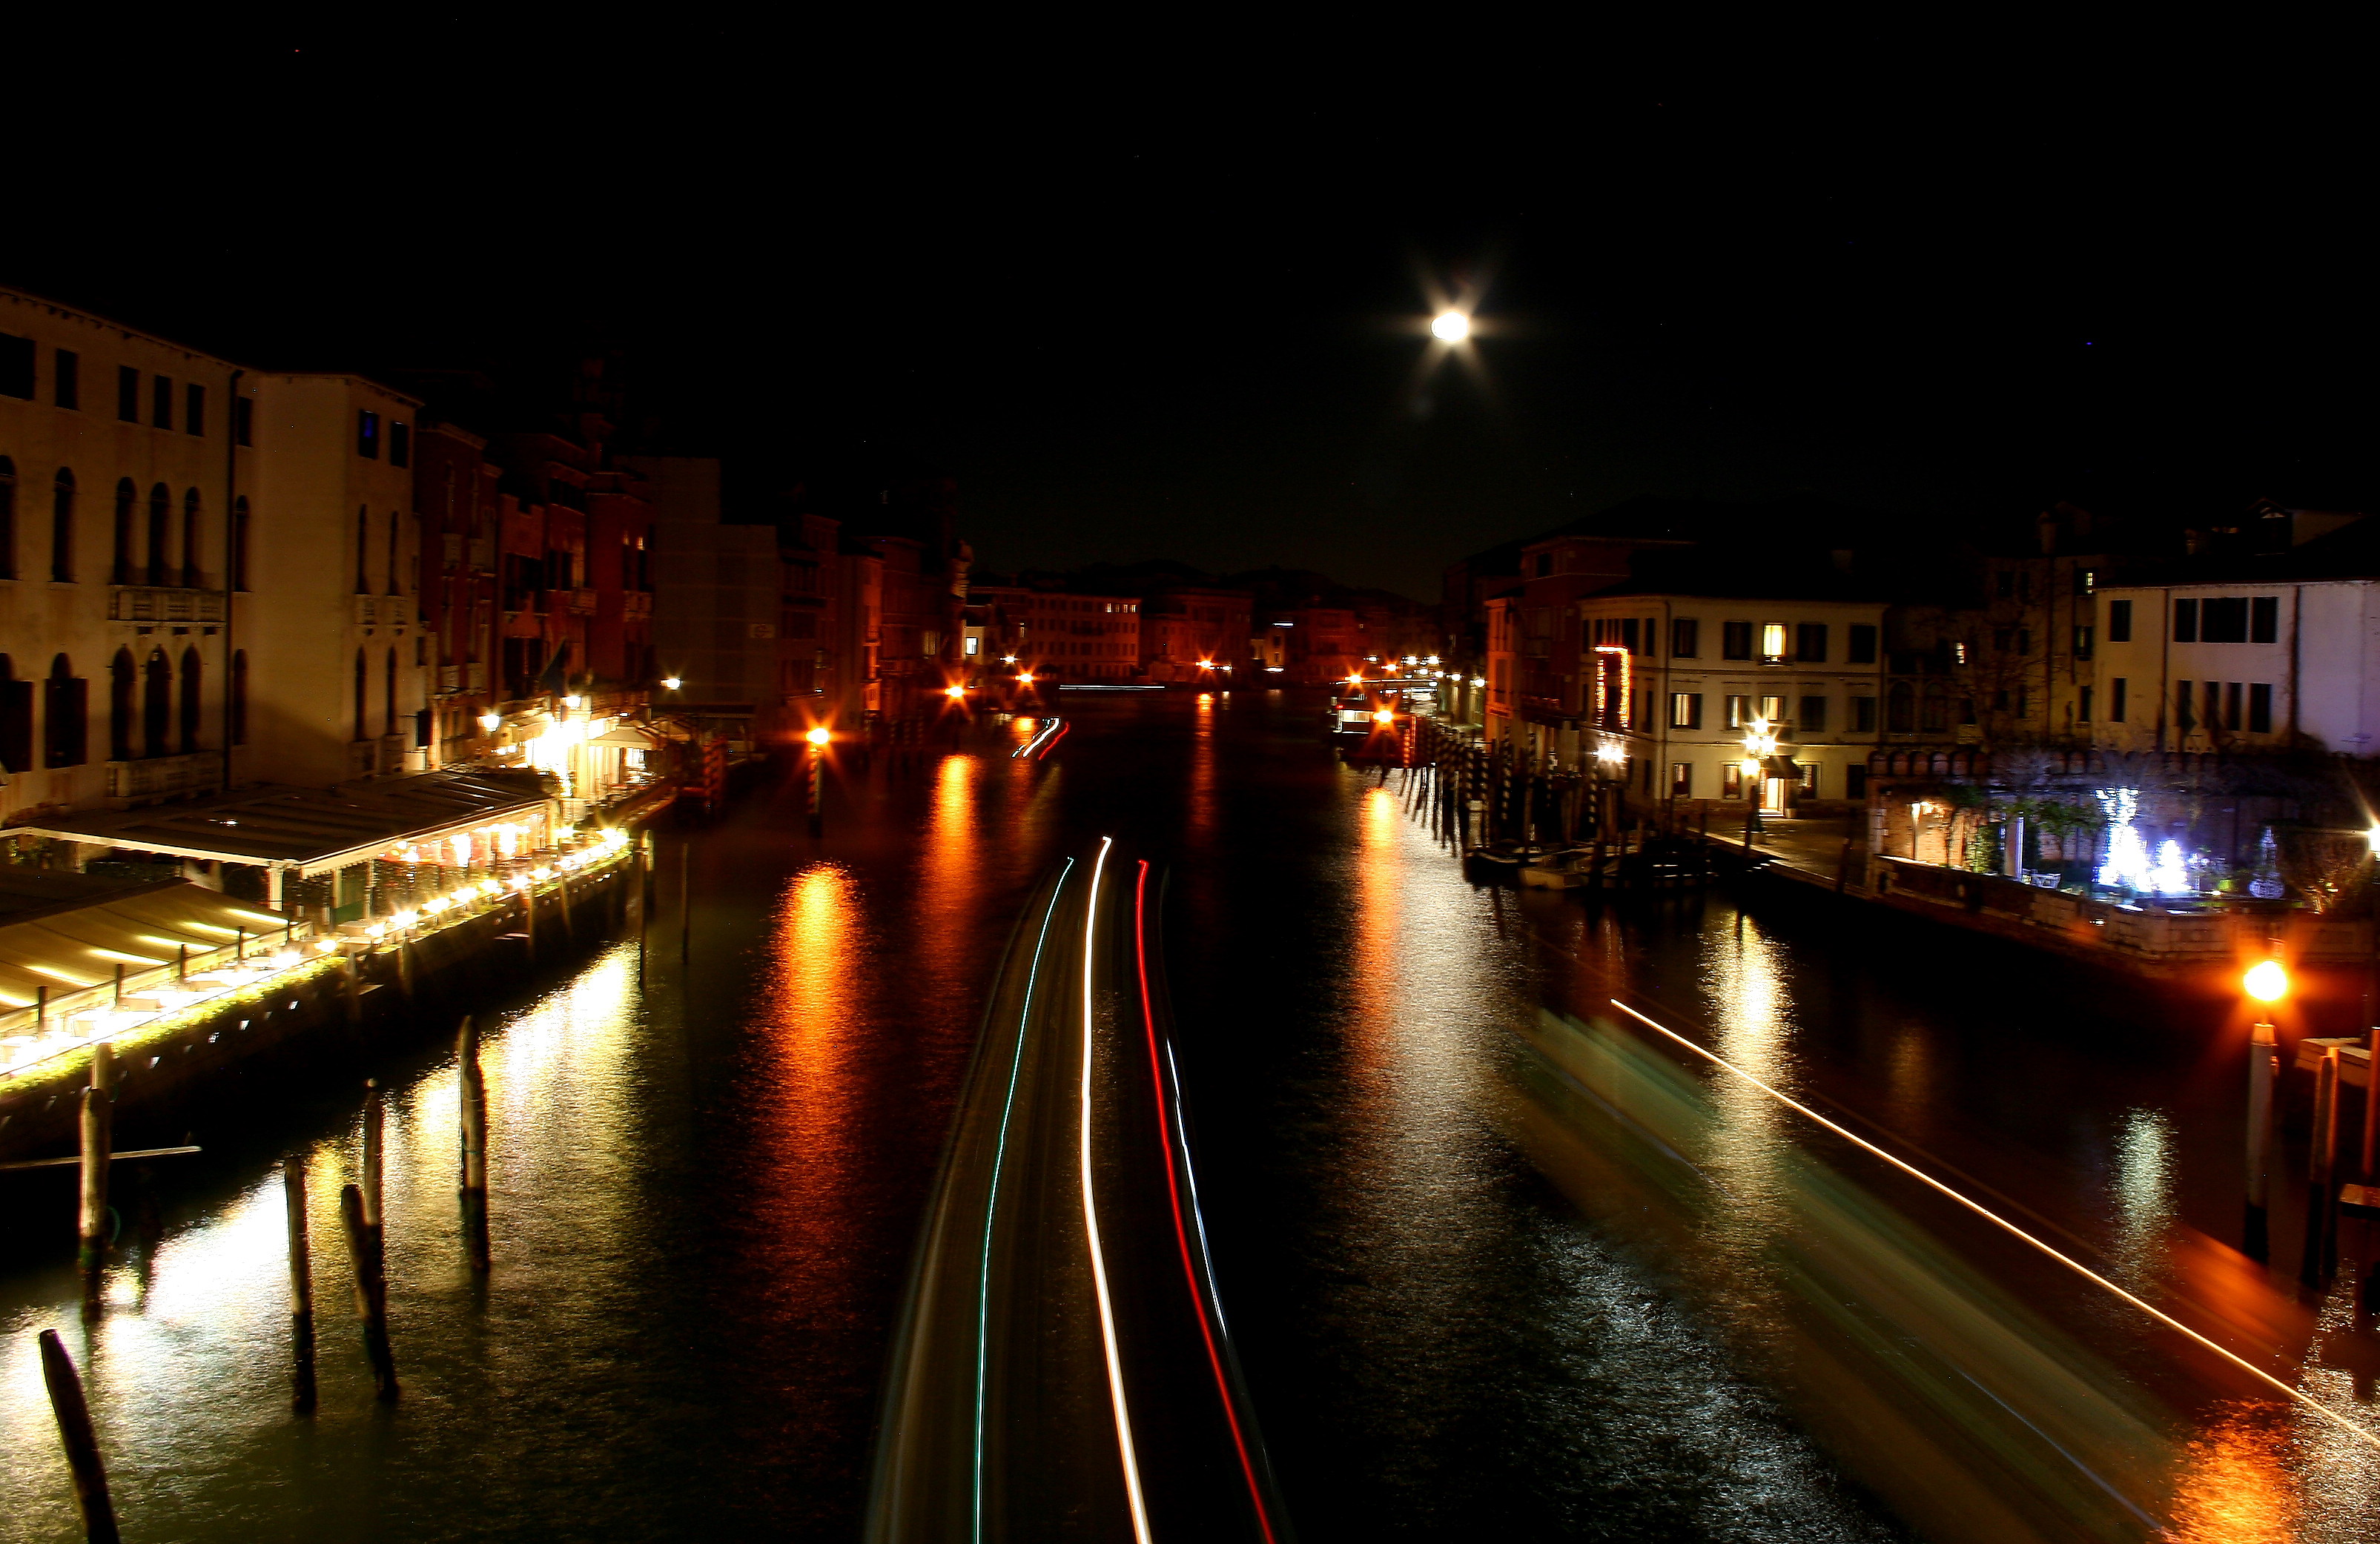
0;874;291;1007
10;772;554;877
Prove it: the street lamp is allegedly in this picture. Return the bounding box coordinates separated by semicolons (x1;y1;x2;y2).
2243;957;2289;1259
661;676;682;692
1742;717;1778;843
477;712;500;733
804;726;830;837
1431;311;1470;342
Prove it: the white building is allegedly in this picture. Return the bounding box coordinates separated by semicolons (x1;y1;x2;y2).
0;286;429;828
2092;577;2376;755
1578;590;1889;812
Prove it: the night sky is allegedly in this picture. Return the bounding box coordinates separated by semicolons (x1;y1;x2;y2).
13;28;2370;599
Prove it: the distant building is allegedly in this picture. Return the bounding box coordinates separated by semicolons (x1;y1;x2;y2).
1143;586;1252;681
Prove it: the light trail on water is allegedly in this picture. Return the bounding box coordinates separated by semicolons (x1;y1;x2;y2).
1607;997;2380;1457
1080;838;1153;1543
973;859;1074;1544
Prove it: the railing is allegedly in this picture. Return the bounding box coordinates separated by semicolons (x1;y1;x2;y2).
439;666;460;692
110;587;227;624
564;588;598;615
105;752;225;802
623;592;653;618
379;733;409;774
355;594;381;627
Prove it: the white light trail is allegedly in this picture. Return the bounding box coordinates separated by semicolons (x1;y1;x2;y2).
1081;838;1152;1543
1607;997;2380;1455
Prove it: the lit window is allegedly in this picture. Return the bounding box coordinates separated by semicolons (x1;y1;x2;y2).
1760;623;1787;663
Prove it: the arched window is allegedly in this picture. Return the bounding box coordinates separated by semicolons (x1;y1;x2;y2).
142;648;171;759
356;507;370;594
230;649;248;746
231;497;251;591
182;489;202;588
179;648;202;753
112;478;136;584
44;655;86;767
354;649;368;742
0;455;16;580
1886;680;1914;734
385;646;398;735
109;649;136;761
386;513;401;595
147;483;171;586
0;655;30;773
50;469;76;583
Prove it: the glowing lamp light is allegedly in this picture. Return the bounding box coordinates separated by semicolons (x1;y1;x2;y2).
1017;674;1034;686
562;694;584;709
1372;709;1395;724
945;684;966;699
1002;655;1018;665
2244;959;2289;1004
478;712;501;732
1432;311;1470;342
1197;659;1214;670
662;676;683;691
804;726;831;747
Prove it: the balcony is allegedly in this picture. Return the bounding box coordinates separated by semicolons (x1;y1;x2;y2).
438;666;460;693
110;587;226;625
565;588;598;616
105;752;225;804
466;662;486;692
624;592;654;618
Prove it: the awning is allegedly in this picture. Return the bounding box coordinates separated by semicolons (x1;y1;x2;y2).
0;874;292;1007
586;725;663;748
1760;755;1802;777
8;771;555;877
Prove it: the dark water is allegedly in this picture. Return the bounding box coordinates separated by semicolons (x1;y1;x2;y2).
4;691;2373;1540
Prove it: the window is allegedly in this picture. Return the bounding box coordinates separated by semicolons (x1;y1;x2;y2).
146;484;170;586
1533;553;1552;577
117;365;141;422
1852;696;1876;732
152;374;173;430
390;422;410;468
231;650;248;745
0;332;31;398
1887;682;1914;732
2107;599;2132;642
2071;626;2092;659
1846;764;1868;800
2078;686;2093;722
179;648;202;753
1800;764;1820;798
2224;680;2242;731
50;468;75;582
0;456;13;580
1796;623;1828;663
1799;695;1828;732
1620;617;1639;655
1670;692;1702;729
1959;697;1977;725
182;491;202;587
54;349;78;409
2175;680;2195;730
387;513;401;595
44;655;86;767
233;394;252;447
143;649;174;758
386;648;399;735
2112;677;2127;722
2250;683;2273;734
354;650;368;741
2251;597;2278;643
0;655;30;773
185;383;205;437
1672;617;1699;658
2019;572;2033;603
357;508;371;592
358;411;381;458
111;480;136;583
231;497;250;590
1721;763;1743;798
2201;597;2248;643
1759;694;1787;723
2172;599;2198;642
1920;691;1948;732
108;649;135;761
1670;763;1693;799
1759;623;1788;663
1848;623;1877;665
1992;628;2013;654
965;636;980;656
2205;680;2222;732
1722;620;1753;660
1725;695;1753;729
2016;629;2031;655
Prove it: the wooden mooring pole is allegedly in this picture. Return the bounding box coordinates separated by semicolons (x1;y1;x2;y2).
285;1158;317;1414
362;1079;384;1229
457;1017;489;1271
38;1329;120;1544
2304;1047;2341;1288
679;841;692;964
338;1183;399;1401
77;1044;114;1289
633;834;649;977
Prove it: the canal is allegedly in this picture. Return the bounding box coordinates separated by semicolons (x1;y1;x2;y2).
4;690;2376;1540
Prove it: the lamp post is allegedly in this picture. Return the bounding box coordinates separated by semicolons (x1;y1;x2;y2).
2243;957;2288;1260
1742;718;1777;846
804;726;830;837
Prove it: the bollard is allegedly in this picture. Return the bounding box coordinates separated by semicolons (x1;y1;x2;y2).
338;1183;399;1401
37;1330;120;1544
2245;1020;2278;1260
285;1159;317;1414
457;1017;489;1272
558;865;575;941
77;1044;113;1287
362;1079;384;1229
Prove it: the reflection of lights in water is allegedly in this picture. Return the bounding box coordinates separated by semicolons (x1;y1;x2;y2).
2166;1403;2299;1543
760;864;864;1198
2109;1107;2174;1281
